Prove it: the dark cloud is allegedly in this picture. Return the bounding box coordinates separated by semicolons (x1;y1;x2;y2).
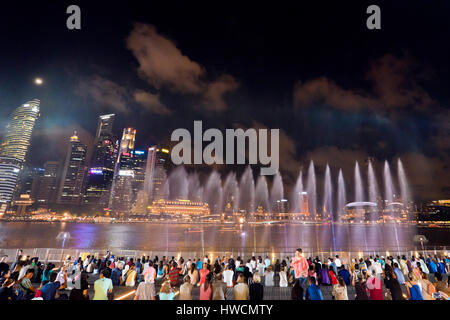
294;54;434;111
126;23;239;112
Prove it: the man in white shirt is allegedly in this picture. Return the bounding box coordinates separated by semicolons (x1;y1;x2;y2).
264;256;271;268
335;255;342;268
223;265;234;287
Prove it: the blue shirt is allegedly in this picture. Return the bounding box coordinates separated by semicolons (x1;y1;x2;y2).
111;268;122;286
41;281;60;300
428;261;438;273
305;284;323;300
393;268;405;284
196;261;202;270
438;262;445;274
338;269;351;286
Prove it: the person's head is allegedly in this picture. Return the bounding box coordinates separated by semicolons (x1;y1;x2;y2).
267;265;273;272
357;273;364;282
202;263;207;270
215;273;223;281
336;255;339;259
160;281;172;294
253;273;261;283
237;274;245;284
25;269;34;279
338;275;345;286
101;268;110;278
296;248;302;257
49;272;58;283
435;272;442;281
1;270;10;279
1;255;8;263
308;276;316;285
183;275;191;283
172;262;178;269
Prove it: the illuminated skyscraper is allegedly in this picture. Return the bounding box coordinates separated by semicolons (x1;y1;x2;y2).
83;114;117;209
131;146;156;215
0;99;40;213
0;99;40;162
57;132;87;205
109;128;136;215
0;157;22;214
152;147;170;202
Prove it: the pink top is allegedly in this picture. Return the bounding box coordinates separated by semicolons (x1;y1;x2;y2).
199;269;210;285
291;256;308;278
199;283;212;300
366;276;383;300
143;266;156;283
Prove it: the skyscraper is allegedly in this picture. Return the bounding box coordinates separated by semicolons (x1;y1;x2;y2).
0;99;40;213
36;161;59;206
0;99;40;162
131;146;155;215
109;128;136;216
152;147;170;202
57;132;87;205
83;114;117;209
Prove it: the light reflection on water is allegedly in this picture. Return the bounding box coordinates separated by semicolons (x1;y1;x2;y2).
0;222;447;252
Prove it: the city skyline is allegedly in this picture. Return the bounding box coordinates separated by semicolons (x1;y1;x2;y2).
0;1;448;203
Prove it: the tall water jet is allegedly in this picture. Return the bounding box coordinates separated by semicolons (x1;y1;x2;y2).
166;166;189;200
397;159;411;206
223;172;239;213
367;161;379;204
290;171;303;213
187;171;203;202
383;161;395;203
337;169;348;251
323;165;333;218
239;166;255;218
306;161;317;218
270;172;284;212
337;169;346;216
323;165;336;251
354;161;364;202
255;175;270;212
203;170;223;214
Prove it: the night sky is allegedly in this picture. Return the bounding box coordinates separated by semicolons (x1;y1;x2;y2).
0;1;449;201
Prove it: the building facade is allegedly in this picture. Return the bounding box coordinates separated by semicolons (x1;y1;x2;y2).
57;132;87;205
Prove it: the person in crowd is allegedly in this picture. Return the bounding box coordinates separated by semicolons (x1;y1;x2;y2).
264;265;274;287
111;261;123;286
199;262;210;287
187;262;198;286
384;270;404;300
353;273;369;300
18;268;36;300
93;269;113;300
332;275;348;300
366;270;383;300
69;264;89;300
233;274;249;300
179;275;193;300
392;263;405;285
0;278;17;300
125;264;137;287
338;265;351;286
418;270;435;300
168;262;181;287
434;272;450;296
200;272;213;300
405;273;424;300
305;276;323;300
134;270;156;300
249;272;264;301
279;265;288;287
291;278;304;300
290;248;308;288
223;264;234;288
159;281;175;300
41;272;63;300
211;273;227;300
257;258;265;275
0;256;8;275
